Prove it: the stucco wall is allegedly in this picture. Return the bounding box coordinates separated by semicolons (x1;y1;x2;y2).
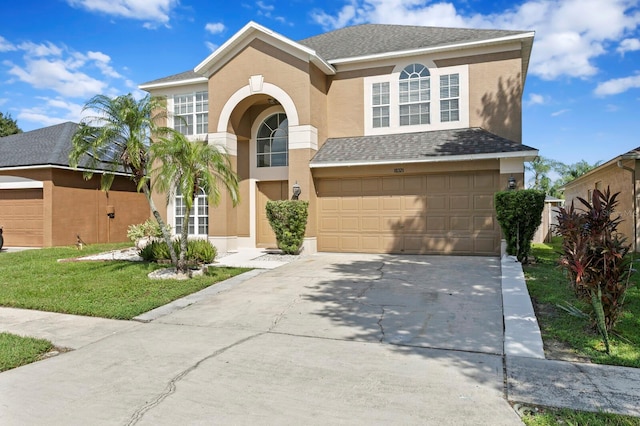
563;160;637;250
468;57;523;143
0;168;148;247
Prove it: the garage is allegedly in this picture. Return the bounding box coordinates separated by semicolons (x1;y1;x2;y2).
316;171;500;255
0;188;44;247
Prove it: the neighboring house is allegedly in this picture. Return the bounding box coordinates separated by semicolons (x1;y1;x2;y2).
563;147;639;252
140;21;538;255
533;195;563;244
0;122;150;247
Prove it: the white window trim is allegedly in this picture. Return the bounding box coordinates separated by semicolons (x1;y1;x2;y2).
168;90;209;139
250;105;289;181
364;63;469;136
173;187;209;238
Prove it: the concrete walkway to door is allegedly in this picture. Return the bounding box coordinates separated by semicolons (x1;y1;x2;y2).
0;253;522;425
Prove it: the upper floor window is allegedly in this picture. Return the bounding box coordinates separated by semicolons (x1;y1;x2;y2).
175;187;208;236
399;63;430;126
257;113;288;167
173;91;208;135
440;74;459;122
372;82;390;128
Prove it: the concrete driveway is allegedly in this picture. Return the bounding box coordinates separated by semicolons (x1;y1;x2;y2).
0;253;521;425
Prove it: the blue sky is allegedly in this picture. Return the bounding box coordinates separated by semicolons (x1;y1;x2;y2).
1;0;640;180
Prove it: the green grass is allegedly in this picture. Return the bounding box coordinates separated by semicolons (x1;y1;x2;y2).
523;238;640;367
0;243;249;320
0;332;53;372
522;406;640;425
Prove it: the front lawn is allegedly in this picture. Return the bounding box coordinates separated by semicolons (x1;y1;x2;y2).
521;405;640;426
0;332;53;372
523;239;640;367
0;244;249;320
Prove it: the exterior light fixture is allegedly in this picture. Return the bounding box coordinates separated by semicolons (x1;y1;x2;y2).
508;175;517;190
292;182;301;200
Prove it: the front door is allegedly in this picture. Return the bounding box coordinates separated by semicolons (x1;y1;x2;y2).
256;181;288;248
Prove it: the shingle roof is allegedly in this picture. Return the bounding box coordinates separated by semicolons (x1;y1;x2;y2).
0;122;79;168
140;69;203;87
310;128;537;166
141;23;532;87
298;24;529;61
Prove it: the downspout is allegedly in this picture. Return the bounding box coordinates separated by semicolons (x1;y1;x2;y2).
617;160;637;253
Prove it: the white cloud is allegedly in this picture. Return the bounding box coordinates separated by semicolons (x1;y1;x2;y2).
18;41;63;57
0;36;16;52
17;97;85;126
311;0;640;81
594;74;640;96
256;1;274;12
3;37;127;99
205;22;225;35
617;38;640;55
205;41;219;52
526;93;546;106
551;108;570;117
66;0;178;26
7;58;107;98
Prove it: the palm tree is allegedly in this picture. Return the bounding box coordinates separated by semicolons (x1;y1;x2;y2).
151;132;239;273
526;156;562;194
69;93;179;266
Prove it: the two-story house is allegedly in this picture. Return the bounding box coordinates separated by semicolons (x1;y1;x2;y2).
140;21;537;256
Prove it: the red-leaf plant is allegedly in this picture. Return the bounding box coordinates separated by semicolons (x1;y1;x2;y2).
555;187;633;340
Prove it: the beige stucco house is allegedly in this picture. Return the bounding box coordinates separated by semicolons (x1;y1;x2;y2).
140;22;538;256
0;122;150;247
563;147;640;251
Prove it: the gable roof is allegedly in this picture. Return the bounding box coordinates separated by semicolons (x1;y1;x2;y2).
0;122;79;168
298;24;532;62
0;122;128;174
562;146;640;189
310;128;537;168
140;22;534;89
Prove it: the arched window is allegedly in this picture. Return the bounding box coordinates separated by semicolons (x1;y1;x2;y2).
399;63;430;126
257;113;288;167
175;187;208;236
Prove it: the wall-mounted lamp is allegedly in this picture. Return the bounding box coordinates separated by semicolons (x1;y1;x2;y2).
292;182;301;200
106;205;115;219
508;175;517;190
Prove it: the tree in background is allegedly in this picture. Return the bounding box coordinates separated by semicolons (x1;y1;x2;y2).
526;156;561;195
151;132;239;274
0;112;22;137
526;157;603;198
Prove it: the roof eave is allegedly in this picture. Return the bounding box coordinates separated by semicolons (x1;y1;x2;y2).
310;149;538;169
194;21;336;77
328;31;536;66
0;164;134;177
139;77;208;91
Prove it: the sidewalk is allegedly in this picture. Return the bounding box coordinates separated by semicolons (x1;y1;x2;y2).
501;254;640;417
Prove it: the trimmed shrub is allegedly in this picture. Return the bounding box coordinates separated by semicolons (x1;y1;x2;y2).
495;189;545;263
266;200;309;254
556;187;634;344
139;239;217;265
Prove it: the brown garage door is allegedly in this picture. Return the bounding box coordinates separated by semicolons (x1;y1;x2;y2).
317;171;499;255
0;189;44;247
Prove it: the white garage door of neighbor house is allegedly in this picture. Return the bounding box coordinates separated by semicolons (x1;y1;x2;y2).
316;171;500;255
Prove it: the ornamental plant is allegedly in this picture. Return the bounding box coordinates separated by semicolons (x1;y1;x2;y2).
495;189;545;263
266;200;309;254
555;187;634;352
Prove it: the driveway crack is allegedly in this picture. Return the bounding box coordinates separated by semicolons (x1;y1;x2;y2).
125;332;263;426
377;306;386;343
269;295;302;331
